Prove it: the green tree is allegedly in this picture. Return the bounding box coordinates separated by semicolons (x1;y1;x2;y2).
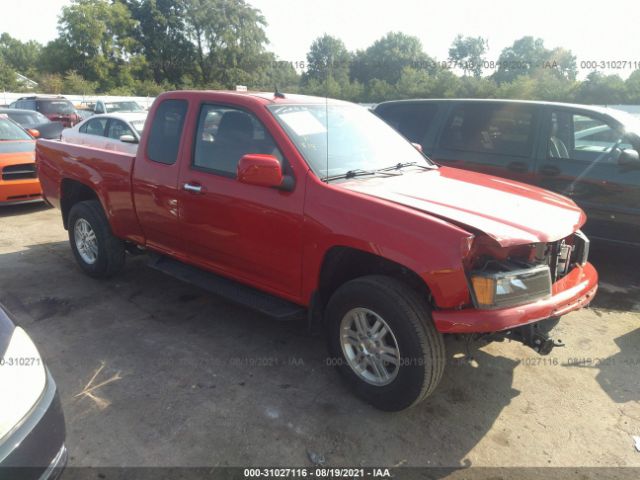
453;75;498;98
39;38;76;76
183;0;269;87
0;33;42;77
63;70;98;94
132;79;168;97
0;58;18;91
575;72;627;104
448;35;487;78
125;0;196;86
252;53;300;91
351;32;435;86
304;34;351;84
493;37;541;83
38;73;65;94
529;69;577;102
545;47;577;81
365;78;397;102
55;0;138;90
496;75;537;99
625;70;640;104
493;37;577;85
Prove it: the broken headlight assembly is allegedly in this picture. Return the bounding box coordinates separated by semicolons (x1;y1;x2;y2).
470;263;552;310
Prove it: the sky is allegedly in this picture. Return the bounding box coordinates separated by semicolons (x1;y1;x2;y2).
1;0;639;79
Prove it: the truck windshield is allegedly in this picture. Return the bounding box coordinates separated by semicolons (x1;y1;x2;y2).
268;103;433;179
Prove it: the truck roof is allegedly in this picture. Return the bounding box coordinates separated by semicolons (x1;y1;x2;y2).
162;90;352;106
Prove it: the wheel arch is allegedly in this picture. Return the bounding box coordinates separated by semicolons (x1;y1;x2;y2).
60;178;101;230
309;246;435;331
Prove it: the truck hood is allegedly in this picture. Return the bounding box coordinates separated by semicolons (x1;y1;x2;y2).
341;166;586;247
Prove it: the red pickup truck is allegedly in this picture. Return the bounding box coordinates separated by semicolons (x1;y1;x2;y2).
36;90;598;411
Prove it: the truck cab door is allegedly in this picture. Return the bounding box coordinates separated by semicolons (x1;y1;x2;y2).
176;103;304;299
132;99;188;256
535;107;640;244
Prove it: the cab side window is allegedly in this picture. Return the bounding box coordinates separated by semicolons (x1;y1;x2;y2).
192;105;283;177
146;99;188;165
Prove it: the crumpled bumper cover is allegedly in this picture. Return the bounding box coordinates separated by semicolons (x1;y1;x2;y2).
432;262;598;334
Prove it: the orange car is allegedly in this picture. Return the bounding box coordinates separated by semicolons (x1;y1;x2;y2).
0;114;41;205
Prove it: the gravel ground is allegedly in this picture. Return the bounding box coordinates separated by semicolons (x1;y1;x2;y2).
0;202;638;475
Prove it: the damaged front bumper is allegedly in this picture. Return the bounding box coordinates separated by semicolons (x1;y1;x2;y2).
431;262;598;337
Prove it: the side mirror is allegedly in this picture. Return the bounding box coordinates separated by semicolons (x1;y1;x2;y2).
27;129;40;138
238;154;288;189
119;134;138;144
617;148;640;168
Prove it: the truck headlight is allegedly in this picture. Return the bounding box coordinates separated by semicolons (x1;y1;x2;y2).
0;327;47;440
470;265;552;309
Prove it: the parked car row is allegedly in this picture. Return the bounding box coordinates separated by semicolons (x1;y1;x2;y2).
9;96;81;127
0;99;149;207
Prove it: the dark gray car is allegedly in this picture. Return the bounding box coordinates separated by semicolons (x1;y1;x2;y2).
374;99;640;247
0;304;66;479
0;108;65;140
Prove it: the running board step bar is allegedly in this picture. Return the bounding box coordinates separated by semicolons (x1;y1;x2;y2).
147;254;306;321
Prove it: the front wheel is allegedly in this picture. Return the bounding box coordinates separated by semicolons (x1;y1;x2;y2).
68;200;125;278
326;275;445;411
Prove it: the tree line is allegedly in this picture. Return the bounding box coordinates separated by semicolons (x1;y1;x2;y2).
1;0;639;105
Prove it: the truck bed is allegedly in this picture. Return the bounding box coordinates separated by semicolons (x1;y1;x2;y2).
36;140;142;242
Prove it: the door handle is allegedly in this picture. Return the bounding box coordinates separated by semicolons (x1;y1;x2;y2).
183;182;203;193
539;165;561;177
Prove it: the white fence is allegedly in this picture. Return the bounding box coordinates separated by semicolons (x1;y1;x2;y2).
1;91;157;109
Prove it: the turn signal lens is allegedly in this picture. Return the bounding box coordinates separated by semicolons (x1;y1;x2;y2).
471;276;496;307
470;265;552;309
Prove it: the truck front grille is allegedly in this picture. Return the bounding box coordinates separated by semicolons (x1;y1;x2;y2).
547;230;590;282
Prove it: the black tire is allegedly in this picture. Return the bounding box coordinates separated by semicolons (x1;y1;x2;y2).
326;275;445;411
68;200;125;278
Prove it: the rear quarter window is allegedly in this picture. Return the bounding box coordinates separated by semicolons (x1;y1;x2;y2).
146;99;188;165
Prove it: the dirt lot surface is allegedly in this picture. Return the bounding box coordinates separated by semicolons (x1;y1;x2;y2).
1;203;639;474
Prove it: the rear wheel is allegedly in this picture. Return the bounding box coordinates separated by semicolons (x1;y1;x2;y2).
326;275;445;411
68;200;125;278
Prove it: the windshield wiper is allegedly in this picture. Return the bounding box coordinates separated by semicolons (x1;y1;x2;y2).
377;161;437;172
324;168;402;182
